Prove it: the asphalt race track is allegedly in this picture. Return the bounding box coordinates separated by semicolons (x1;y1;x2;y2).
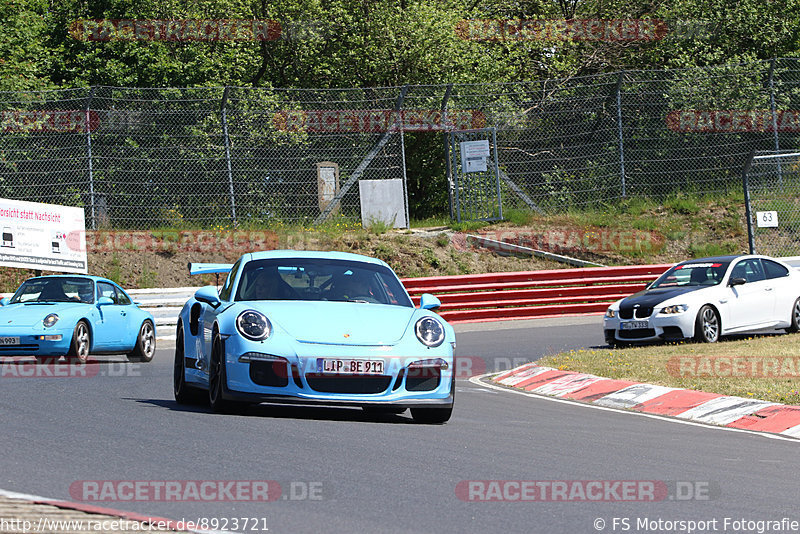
2;316;798;534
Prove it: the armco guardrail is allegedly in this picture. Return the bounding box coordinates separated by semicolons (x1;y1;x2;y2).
58;264;674;337
401;264;673;323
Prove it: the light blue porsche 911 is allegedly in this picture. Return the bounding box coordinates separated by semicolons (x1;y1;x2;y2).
174;250;456;423
0;275;156;363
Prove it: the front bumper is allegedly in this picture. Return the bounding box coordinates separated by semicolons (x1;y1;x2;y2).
212;335;455;408
0;328;72;356
603;312;696;344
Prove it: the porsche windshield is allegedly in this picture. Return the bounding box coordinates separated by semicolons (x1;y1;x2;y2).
649;261;731;289
11;278;95;304
235;258;413;307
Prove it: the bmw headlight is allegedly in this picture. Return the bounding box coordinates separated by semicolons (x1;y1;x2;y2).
605;308;616;318
660;304;688;315
43;313;59;328
415;317;444;347
236;310;272;341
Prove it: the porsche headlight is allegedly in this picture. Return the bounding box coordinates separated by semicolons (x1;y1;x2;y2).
236;310;271;341
415;317;444;347
605;308;616;318
43;313;59;328
660;304;688;315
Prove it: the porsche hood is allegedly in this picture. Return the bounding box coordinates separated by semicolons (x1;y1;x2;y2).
0;302;86;327
249;301;424;346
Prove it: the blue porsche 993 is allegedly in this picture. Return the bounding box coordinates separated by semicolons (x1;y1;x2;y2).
0;275;156;363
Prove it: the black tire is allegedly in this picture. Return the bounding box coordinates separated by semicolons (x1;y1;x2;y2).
173;327;206;405
66;320;91;363
410;406;453;424
786;297;800;333
694;305;720;343
127;320;156;362
410;375;454;424
208;333;241;414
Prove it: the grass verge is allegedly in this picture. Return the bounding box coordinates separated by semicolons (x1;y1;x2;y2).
537;334;800;405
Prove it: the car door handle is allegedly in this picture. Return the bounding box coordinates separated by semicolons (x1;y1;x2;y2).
765;287;774;291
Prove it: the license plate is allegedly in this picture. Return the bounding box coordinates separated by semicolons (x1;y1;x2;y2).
620;321;648;330
0;337;20;345
317;358;384;375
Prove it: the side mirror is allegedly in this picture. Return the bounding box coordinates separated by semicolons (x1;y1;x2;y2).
419;293;441;311
729;277;746;286
0;297;9;306
97;296;114;306
194;285;221;308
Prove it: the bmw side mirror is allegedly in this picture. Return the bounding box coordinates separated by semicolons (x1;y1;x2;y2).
194;285;221;308
0;297;8;306
729;277;746;286
97;296;114;306
419;293;441;311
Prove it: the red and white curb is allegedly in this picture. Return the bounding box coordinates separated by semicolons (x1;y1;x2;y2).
490;364;800;439
0;488;230;534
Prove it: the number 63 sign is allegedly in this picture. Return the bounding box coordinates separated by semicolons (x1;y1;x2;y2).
756;211;779;228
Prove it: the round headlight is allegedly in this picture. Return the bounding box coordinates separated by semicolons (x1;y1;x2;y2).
236;310;271;341
605;308;616;318
415;317;444;347
43;313;59;328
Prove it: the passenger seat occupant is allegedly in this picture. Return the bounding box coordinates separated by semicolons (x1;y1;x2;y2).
38;281;69;301
330;275;363;301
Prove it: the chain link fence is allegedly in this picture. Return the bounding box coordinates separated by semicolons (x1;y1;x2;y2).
3;58;800;228
743;150;800;257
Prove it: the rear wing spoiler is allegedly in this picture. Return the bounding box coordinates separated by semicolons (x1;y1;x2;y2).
188;262;234;276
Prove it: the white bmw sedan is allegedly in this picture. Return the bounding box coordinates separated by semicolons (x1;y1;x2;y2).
604;255;800;345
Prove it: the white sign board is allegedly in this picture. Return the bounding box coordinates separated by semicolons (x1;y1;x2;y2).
0;198;87;273
358;179;408;228
756;211;778;228
460;140;490;173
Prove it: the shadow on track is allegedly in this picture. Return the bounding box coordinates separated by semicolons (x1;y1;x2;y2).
127;397;417;424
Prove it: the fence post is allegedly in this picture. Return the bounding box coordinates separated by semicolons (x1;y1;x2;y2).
85;86;97;230
441;84;454;219
615;72;626;198
768;58;783;186
742;149;757;254
220;86;237;226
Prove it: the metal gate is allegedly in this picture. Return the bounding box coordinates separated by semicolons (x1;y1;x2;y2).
448;128;503;223
743;151;800;256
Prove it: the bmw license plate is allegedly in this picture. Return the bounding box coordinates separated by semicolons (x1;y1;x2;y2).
0;337;20;345
620;321;648;330
317;358;384;374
